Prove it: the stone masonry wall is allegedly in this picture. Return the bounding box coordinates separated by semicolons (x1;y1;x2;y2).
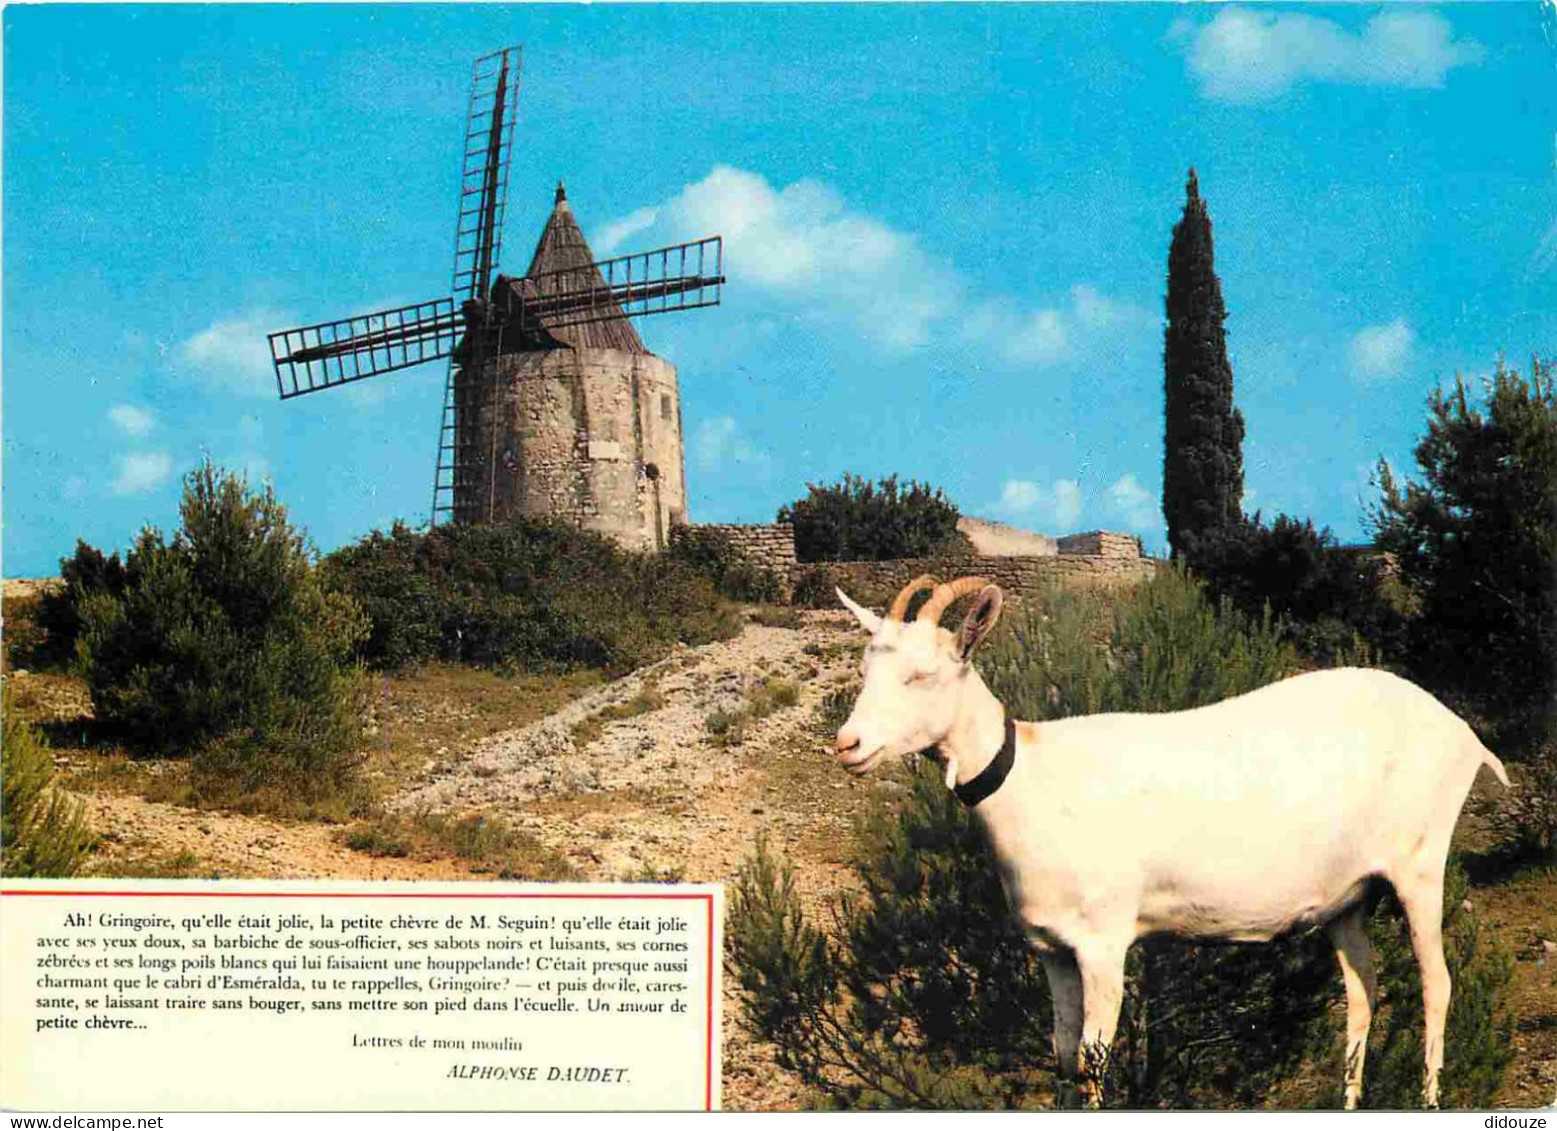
1054;531;1145;559
468;348;686;552
693;522;1157;605
793;552;1159;608
691;523;798;574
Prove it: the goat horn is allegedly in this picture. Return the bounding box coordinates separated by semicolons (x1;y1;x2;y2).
887;575;937;622
916;576;992;626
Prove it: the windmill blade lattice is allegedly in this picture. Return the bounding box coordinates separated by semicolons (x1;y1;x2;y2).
269;298;460;399
434;46;522;527
510;236;724;331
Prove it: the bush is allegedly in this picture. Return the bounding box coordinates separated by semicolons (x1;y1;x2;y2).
2;692;95;876
780;473;963;563
322;518;741;674
667;526;784;604
27;542;131;669
72;463;368;810
728;568;1514;1109
982;565;1301;722
1372;359;1557;754
1188;515;1400;666
790;566;839;610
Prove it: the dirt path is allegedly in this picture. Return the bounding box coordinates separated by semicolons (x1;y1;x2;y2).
389;609;877;1110
395;611;865;886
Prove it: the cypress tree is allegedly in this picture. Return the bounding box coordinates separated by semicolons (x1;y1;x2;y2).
1163;168;1245;563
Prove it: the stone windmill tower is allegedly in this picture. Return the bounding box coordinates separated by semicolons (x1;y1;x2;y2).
466;183;690;551
265;46;725;552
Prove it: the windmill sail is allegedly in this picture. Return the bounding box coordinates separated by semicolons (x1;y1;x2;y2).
434;46;523;526
452;47;521;302
269;298;460;399
506;235;724;336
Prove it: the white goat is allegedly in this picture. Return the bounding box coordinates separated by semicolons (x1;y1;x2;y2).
832;575;1510;1110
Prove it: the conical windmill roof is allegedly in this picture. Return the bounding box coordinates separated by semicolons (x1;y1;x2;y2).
519;182;648;354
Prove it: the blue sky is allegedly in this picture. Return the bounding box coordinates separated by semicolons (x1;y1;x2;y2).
5;4;1554;575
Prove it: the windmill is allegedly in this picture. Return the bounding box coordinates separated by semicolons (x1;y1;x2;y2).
266;46;725;534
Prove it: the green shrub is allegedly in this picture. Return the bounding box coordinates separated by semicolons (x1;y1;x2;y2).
790;566;839;609
668;527;784;604
73;463;368;811
323;518;740;674
780;473;964;563
1372;359;1557;756
981;565;1301;723
728;568;1512;1109
705;706;745;747
1189;515;1402;667
2;693;95;876
27;542;131;669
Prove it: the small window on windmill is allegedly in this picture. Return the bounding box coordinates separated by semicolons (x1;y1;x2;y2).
660;393;672;423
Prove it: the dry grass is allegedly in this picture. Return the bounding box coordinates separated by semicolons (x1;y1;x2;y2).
88;841;220;880
340;808;578;880
750;606;803;630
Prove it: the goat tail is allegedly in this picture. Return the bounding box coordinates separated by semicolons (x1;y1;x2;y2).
1479;744;1512;789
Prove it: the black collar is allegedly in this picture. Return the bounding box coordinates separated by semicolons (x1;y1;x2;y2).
926;713;1017;808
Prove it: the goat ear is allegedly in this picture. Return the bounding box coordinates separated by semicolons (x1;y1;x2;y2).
836;588;882;634
956;585;1004;660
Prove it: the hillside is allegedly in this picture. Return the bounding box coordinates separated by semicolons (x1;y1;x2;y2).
3;592;1553;1109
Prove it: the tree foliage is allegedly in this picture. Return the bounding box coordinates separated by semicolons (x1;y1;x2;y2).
1370;360;1557;748
779;473;963;563
72;463;368;807
1163;168;1245;568
1189;514;1402;666
1;692;96;877
28;541;130;668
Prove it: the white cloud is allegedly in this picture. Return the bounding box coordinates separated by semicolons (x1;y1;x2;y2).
594;206;661;256
108;403;155;437
1350;318;1413;381
1177;8;1483;103
693;415;770;474
993;477;1083;532
598;166;1149;361
964;284;1153;367
1107;474;1159;533
1531;216;1557;279
112;452;173;496
178;311;284;396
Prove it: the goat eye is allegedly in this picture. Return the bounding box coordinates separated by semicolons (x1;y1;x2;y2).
905;670;935;685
